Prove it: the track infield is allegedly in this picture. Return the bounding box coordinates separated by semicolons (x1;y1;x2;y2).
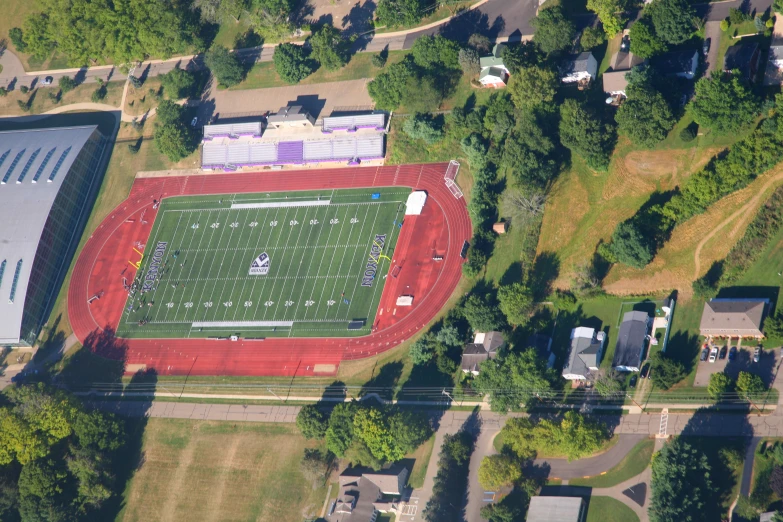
118;188;406;339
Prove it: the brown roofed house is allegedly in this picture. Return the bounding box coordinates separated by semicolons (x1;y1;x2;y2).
699;299;768;339
333;466;409;522
460;331;505;375
602;51;644;96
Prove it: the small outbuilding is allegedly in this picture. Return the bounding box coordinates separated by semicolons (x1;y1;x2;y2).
479;44;510;88
492;222;508;234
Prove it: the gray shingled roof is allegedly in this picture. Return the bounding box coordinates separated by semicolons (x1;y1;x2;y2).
0;126;98;344
700;299;766;336
527;496;585;522
613;311;650;369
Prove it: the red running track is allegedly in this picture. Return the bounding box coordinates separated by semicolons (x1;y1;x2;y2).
67;163;471;377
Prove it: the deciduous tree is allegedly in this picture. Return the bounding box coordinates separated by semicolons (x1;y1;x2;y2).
736;371;766;399
296;404;329;439
497;282;534;326
367;59;416;110
507;66;558;110
707;372;733;400
205;45;245;87
309;24;348;71
649;0;696;44
531;5;576;53
478;454;521;490
559;98;615;170
473;349;555;412
587;0;625;37
375;0;422;28
462;294;504;332
629;15;668;58
690;72;760;135
273;43;314;84
650;438;716;522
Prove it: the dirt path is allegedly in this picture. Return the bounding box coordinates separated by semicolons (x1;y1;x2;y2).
693;171;783;279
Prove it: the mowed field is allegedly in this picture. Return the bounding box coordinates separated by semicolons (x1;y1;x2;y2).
538;138;783;296
116;188;407;339
117;420;327;522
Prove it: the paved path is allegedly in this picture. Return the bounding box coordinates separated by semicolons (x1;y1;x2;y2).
704;21;721;74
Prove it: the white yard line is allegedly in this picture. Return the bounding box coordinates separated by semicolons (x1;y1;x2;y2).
247;206;294;321
171;209;215;324
187;209;230;324
342;202;385;322
306;204;350;322
195;208;243;323
225;207;265;323
364;204;405;324
212;208;256;321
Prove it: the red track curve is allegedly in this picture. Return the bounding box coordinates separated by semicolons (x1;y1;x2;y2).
67;163;471;376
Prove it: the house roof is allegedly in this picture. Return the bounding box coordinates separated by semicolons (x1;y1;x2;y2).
699;299;766;335
475;331;504;353
609;51;643;72
652;50;698;75
563;327;603;378
460;332;504;373
560;51;594;76
479;43;507;68
613;311;649;369
334;466;407;522
527;496;585;522
603;70;630;93
480;67;507;80
725;42;760;72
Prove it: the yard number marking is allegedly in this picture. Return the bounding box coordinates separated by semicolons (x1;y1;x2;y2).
264;301;274;307
350;217;359;224
229;222;239;228
184;302;193;308
284;300;294;307
327;300;336;306
244;301;253;307
249;221;258;227
305;300;315;307
270;220;278;227
166;302;174;308
204;301;213;308
310;219;319;225
210;222;220;229
290;220;299;226
330;218;339;225
223;301;233;307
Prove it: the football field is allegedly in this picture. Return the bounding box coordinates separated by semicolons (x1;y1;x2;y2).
115;187;407;338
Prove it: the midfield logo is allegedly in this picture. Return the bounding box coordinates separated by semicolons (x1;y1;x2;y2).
249;252;270;275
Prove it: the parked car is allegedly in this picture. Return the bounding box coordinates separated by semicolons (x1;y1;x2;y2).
700;347;709;361
719;346;727;360
729;346;737;361
190;117;198;127
641;364;650;379
754;346;761;363
703;38;711;55
41;76;54;86
629;375;638;388
709;347;718;363
620;35;630;52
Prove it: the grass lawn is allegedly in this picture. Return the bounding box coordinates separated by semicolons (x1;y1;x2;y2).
124;78;163;116
234;51;407;90
116;419;328;522
748;438;783;511
407;434;436;489
585;497;639;522
570;438;655;487
0;81;123;116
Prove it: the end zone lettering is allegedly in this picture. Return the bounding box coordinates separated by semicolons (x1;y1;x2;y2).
141;242;168;290
361;234;386;287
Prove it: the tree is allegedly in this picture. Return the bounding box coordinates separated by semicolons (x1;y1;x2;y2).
410;336;435;364
468;33;491;53
367;59;416;110
388;409;431;453
650;438;716;522
205;45;244;87
648;0;696;44
766;311;783;338
501;41;543;74
325;402;357;456
9;27;27;52
559;98;614;170
436;325;462;347
372;51;387;67
21;13;54;60
309;24;348;71
580;26;606;50
403;113;443;144
473;349;555;412
497;282;534;326
160;68;197;99
587;0;625;37
461;133;489;171
273;43;314;84
411;35;460;70
553;410;607;461
531;5;576;53
192;0;248;24
707;372;733;400
507;66;558;110
649;352;686;390
458;47;480;75
736;371;766;399
345;439;384;470
774;511;783;522
375;0;422;28
57;76;76;94
153;100;196;161
629;16;668;58
503;115;559;188
353;407;403;462
477;454;521;490
295;404;329;439
615;78;675;147
594;376;623;397
0;88;6;97
300;448;331;487
770;466;783;498
462;294;504;332
609;220;655;268
690;72;760;135
18;458;77;522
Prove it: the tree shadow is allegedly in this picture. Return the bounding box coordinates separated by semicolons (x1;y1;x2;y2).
341;0;376;35
32;314;66;364
57;326;128;388
665;330;701;376
360;360;403;399
528;251;560;300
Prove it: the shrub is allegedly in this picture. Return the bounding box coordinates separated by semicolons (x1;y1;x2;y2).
9;27;27;52
91;86;107;102
0;87;7;97
720;19;729;31
402;113;443;144
679;125;696;142
20;85;29;94
551;290;578;312
58;76;76;93
371;53;387;67
580;26;606;50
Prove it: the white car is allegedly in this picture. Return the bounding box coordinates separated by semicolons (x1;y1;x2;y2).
41;76;53;86
190;117;198;127
709;347;718;363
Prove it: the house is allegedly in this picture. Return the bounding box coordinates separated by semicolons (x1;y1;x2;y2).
724;42;761;81
266;105;315;128
479;43;510;87
333;466;409;522
562;327;606;381
528;333;556;369
560;52;598;84
460;331;505;375
652;50;699;79
612;311;651;372
602;51;644;96
699;298;768;339
527;496;587;522
760;512;777;522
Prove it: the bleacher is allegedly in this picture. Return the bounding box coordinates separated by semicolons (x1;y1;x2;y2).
202;121;264;141
322;113;386;133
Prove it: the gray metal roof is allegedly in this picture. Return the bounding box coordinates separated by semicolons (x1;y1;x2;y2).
0;125;98;344
527;496;585;522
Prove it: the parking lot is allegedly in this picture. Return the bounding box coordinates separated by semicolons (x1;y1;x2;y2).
693;339;779;387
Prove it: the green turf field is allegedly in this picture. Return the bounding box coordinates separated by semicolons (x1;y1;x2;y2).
115;187;408;339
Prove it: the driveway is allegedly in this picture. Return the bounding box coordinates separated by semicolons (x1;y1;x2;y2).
199;78;374;122
703;21;721;74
